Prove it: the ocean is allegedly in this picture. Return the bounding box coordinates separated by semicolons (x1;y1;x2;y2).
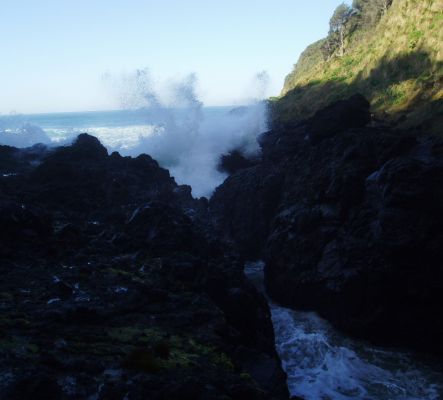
0;104;268;197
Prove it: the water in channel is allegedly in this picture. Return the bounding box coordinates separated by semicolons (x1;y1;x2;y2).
244;261;443;400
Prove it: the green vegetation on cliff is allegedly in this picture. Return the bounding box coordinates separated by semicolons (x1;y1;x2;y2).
276;0;443;132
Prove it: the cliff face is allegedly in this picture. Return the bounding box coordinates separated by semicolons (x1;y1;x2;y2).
276;0;443;133
211;95;443;354
0;135;288;399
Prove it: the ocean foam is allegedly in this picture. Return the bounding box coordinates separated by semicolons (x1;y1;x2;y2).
0;71;269;197
0;123;51;147
244;261;443;400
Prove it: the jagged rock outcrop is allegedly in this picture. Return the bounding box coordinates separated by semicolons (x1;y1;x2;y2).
0;134;288;399
218;150;257;175
211;95;443;354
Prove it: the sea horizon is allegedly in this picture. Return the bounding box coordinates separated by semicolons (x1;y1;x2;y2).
0;104;245;118
0;103;268;197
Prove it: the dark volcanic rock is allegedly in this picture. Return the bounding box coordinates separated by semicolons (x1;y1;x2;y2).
51;133;108;161
0;145;21;172
211;95;443;354
211;164;284;258
0;134;288;399
0;201;53;258
306;93;371;142
218;150;257;175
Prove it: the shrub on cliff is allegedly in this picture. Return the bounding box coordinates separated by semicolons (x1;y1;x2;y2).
276;0;442;133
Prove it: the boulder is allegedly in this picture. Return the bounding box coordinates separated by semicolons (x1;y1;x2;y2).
218;150;257;175
307;93;371;142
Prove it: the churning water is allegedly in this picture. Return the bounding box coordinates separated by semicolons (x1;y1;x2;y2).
0;71;269;197
244;261;443;400
0;104;267;197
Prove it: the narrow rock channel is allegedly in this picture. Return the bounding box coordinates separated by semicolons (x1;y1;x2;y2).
244;261;443;400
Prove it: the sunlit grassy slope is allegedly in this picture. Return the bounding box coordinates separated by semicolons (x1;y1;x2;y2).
275;0;443;132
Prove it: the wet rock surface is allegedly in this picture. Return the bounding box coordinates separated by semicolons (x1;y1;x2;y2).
0;134;288;399
211;95;443;354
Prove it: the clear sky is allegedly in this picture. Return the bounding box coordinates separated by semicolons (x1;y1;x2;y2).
0;0;349;114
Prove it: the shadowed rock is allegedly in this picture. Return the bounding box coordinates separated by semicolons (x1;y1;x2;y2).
0;134;288;399
211;94;443;354
218;150;257;175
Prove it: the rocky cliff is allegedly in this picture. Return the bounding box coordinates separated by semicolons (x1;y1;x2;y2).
211;95;443;354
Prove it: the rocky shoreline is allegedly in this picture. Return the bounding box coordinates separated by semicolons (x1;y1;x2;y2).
0;134;288;399
211;94;443;355
1;94;443;399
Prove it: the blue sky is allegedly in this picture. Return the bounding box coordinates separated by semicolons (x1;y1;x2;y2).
0;0;349;113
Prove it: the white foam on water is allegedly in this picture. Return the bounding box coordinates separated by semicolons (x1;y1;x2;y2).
106;69;269;197
44;125;158;148
0;123;51;147
0;70;270;197
244;261;443;400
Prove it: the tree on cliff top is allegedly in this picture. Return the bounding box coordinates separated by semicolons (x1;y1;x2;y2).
324;3;354;58
353;0;393;28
